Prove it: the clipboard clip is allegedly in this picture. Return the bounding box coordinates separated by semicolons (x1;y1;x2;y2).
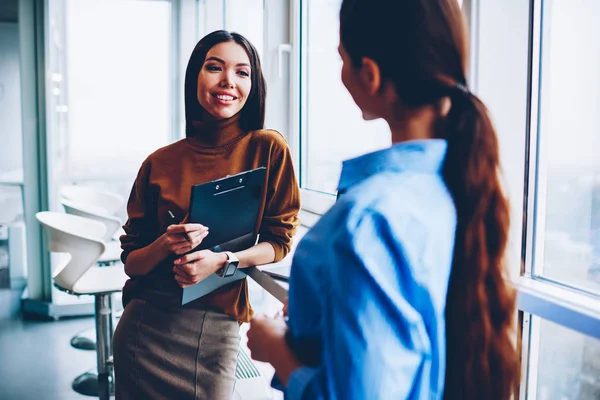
214;175;247;195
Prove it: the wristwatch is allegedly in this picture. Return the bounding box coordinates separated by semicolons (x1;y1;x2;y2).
216;251;239;278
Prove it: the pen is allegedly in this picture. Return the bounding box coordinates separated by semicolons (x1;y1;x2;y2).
168;210;191;242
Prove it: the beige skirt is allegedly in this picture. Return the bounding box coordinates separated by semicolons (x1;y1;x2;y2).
113;299;240;400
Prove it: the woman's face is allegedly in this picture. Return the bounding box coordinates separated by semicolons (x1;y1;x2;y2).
197;41;252;120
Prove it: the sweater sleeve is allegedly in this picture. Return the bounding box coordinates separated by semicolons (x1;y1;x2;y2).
120;158;159;264
258;141;301;262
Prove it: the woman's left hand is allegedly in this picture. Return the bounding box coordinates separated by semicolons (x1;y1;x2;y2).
247;314;288;363
173;250;225;288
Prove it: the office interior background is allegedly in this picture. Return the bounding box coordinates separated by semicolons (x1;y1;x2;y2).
0;0;599;399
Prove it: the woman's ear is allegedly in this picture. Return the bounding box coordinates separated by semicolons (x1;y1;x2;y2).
439;96;452;117
359;57;382;96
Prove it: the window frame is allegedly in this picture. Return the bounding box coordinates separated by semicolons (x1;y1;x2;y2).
294;0;336;213
519;0;600;397
519;0;600;338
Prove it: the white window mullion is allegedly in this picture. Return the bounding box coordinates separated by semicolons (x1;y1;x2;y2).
517;278;600;340
525;0;546;278
523;313;541;400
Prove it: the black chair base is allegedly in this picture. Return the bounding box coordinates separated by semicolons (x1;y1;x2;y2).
71;328;96;350
72;369;114;398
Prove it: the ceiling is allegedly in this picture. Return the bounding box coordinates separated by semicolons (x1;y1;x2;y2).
0;0;18;23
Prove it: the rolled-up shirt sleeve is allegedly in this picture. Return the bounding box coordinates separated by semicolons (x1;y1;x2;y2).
258;141;301;262
284;212;429;400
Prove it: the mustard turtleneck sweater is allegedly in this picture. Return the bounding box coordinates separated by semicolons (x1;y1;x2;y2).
120;114;301;322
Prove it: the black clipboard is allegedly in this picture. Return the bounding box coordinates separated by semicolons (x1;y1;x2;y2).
181;167;267;305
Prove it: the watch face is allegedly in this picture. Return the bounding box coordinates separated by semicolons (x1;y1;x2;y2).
223;261;238;278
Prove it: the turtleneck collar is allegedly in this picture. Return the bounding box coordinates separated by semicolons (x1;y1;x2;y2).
186;112;246;151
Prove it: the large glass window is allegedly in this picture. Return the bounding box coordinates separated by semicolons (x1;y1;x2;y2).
0;20;23;289
521;0;600;398
534;0;600;293
197;0;224;39
197;0;263;59
532;317;600;399
224;0;264;59
47;0;172;216
63;0;172;180
0;21;24;224
300;0;390;195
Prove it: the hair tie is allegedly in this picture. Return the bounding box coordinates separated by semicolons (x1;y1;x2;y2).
456;83;470;95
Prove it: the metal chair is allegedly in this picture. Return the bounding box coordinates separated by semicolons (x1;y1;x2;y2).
36;211;127;399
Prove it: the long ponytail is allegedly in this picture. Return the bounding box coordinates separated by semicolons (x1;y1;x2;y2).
442;87;519;400
339;0;520;397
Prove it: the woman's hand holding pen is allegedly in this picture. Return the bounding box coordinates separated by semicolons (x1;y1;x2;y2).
173;250;227;288
165;210;218;288
165;223;209;255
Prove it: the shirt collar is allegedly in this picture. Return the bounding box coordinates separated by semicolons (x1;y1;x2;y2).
337;139;448;193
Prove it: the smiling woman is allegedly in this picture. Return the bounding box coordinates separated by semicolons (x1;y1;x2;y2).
197;42;252;119
184;30;266;135
112;30;300;400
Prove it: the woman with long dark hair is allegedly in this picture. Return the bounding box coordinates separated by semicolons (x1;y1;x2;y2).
247;0;519;398
113;30;300;399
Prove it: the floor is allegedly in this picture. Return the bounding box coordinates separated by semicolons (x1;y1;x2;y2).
0;289;98;400
0;281;284;400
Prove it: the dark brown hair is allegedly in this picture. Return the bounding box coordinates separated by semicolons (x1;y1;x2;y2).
184;30;266;135
340;0;519;398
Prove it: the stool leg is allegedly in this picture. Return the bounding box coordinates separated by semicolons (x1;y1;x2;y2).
72;294;119;398
71;293;122;351
95;294;114;400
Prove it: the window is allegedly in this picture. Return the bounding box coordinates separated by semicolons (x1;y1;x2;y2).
527;316;600;399
519;0;600;398
61;0;172;181
0;21;24;223
197;0;264;59
299;0;390;196
46;0;173;216
197;0;224;39
224;0;264;59
533;0;600;293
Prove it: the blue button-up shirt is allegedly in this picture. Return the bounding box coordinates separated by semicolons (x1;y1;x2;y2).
281;139;457;399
